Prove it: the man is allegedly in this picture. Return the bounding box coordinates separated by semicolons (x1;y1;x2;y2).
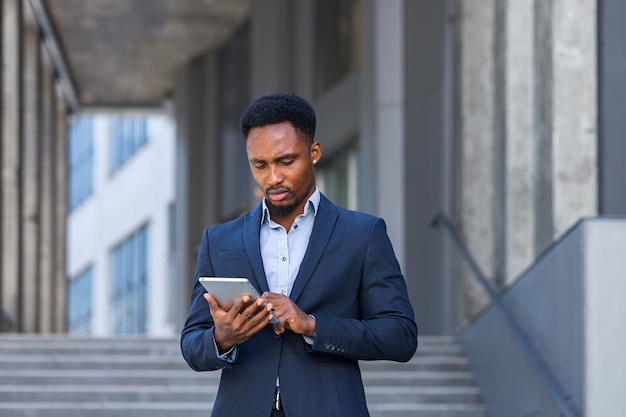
181;92;417;417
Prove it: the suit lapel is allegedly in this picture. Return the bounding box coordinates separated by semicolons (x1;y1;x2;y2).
289;195;338;302
243;203;270;294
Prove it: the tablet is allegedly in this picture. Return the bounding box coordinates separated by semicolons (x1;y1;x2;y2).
199;277;279;323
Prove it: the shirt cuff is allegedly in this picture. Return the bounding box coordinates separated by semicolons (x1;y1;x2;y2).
302;314;316;345
213;335;238;363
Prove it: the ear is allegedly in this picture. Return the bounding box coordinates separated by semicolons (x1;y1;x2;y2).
311;142;322;165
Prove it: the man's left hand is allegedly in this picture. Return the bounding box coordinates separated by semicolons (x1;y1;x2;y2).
262;292;316;337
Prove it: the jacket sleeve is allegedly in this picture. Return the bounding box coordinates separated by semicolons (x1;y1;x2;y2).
308;217;418;362
180;229;233;371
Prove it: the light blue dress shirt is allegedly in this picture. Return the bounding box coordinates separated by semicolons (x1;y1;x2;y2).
260;188;319;297
216;189;320;362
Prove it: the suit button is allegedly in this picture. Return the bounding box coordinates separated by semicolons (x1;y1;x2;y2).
324;343;331;350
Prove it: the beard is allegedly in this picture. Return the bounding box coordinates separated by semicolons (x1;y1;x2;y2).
267;199;298;217
265;189;299;217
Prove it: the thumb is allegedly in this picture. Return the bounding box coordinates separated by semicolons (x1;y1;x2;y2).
204;293;220;310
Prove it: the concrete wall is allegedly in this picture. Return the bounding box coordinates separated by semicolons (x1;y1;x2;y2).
458;218;626;416
458;220;583;416
456;0;598;320
583;219;626;416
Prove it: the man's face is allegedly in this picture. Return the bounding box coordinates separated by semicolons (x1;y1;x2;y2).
246;121;321;220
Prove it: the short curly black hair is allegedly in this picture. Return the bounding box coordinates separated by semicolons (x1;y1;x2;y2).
240;92;316;143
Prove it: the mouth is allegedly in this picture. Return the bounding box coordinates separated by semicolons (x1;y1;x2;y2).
266;189;290;202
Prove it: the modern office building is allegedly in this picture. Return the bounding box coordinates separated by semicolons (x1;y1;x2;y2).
66;113;176;336
0;1;625;414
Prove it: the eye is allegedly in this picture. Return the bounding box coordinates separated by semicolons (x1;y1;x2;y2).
253;162;266;169
280;159;294;166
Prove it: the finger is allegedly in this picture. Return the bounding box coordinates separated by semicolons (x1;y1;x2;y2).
204;293;223;312
262;296;291;312
272;322;285;335
233;302;271;332
283;316;296;331
240;298;266;317
261;292;285;300
227;294;253;314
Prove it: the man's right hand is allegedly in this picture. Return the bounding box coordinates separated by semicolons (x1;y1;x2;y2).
204;293;275;353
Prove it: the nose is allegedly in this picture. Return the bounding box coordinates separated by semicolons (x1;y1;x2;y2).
267;165;283;185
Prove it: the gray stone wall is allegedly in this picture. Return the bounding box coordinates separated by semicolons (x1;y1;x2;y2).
456;0;597;319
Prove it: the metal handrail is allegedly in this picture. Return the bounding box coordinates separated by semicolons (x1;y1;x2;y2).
431;212;578;417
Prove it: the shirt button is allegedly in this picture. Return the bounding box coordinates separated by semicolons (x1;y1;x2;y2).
294;224;298;229
281;256;287;261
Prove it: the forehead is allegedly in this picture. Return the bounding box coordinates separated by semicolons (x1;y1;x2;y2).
245;122;309;158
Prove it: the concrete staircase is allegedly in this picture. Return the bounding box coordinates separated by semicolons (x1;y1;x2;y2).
0;334;487;417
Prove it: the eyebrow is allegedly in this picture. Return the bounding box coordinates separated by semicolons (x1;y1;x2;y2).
250;152;299;164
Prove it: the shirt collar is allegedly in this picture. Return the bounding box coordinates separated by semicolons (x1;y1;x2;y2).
261;188;320;225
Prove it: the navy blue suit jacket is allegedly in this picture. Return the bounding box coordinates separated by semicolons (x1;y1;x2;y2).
181;194;418;417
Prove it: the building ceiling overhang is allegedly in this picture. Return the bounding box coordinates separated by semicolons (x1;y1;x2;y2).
38;0;252;111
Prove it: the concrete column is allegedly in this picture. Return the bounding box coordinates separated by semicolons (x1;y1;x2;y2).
20;20;40;333
173;55;220;330
1;0;22;332
358;0;377;216
534;0;598;255
533;0;555;255
54;91;68;333
404;0;457;333
292;1;314;99
550;0;597;236
598;0;626;215
372;0;406;271
38;46;54;333
173;68;195;332
504;0;536;282
250;0;293;96
458;0;497;318
358;0;406;270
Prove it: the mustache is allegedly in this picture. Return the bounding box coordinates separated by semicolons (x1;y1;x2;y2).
265;187;291;194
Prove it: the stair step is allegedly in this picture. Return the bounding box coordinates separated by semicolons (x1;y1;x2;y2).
0;403;488;417
368;402;488;417
0;369;214;385
365;385;483;403
0;357;469;373
0;334;487;417
0;402;213;417
361;370;479;386
0;354;190;370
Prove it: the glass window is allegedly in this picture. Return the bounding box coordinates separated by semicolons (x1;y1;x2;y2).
316;143;358;210
110;224;149;334
110;115;148;173
68;115;94;210
314;0;361;96
67;266;93;334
